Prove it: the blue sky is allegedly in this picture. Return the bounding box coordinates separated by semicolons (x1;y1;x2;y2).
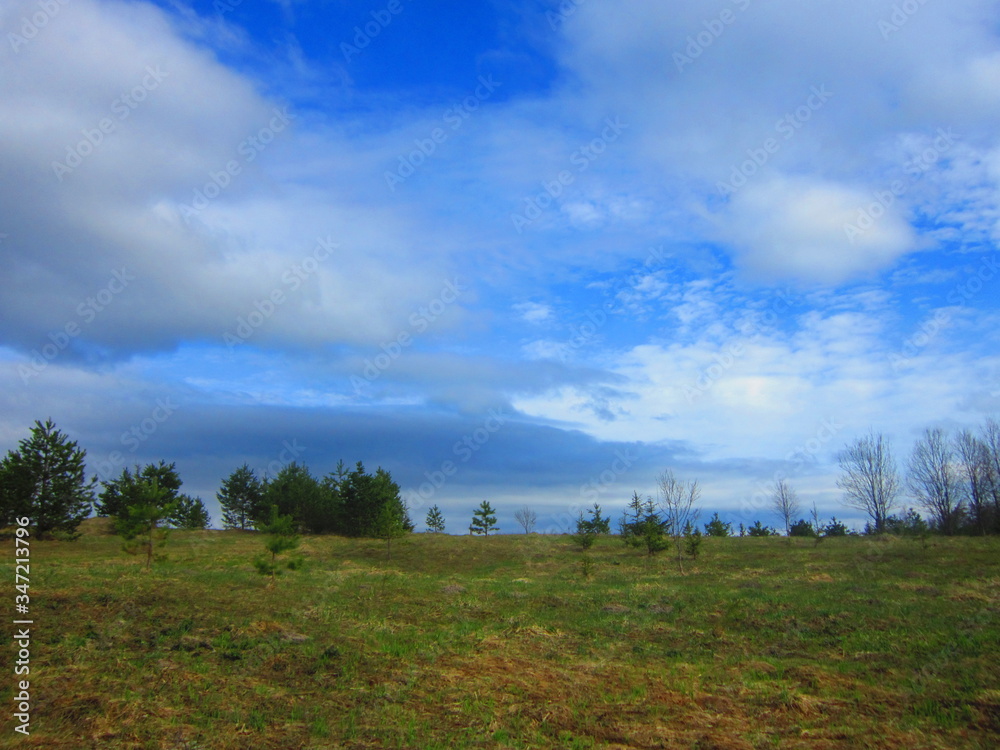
2;0;999;533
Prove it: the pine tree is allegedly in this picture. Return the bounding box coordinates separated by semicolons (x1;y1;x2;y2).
170;494;211;529
373;499;407;559
620;491;670;555
470;501;498;536
684;525;703;559
116;479;178;569
746;520;776;537
574;503;611;549
425;505;446;533
263;463;331;533
580;503;611;534
97;461;182;519
217;464;264;530
704;512;732;537
0;419;94;538
252;505;301;584
336;462;411;537
573;513;597;549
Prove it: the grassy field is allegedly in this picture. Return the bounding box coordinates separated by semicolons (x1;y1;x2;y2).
3;524;999;749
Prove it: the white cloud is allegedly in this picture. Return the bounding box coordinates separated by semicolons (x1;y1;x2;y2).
718;176;918;284
0;0;473;355
543;0;1000;282
514;301;553;324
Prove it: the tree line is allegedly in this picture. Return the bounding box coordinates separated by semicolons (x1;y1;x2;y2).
0;420;412;548
835;419;1000;536
4;416;1000;547
214;460;412;539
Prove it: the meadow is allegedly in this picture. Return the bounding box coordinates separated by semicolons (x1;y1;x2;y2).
2;523;999;749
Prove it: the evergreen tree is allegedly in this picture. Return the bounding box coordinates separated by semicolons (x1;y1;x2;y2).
321;459;350;530
170;494;211;529
881;508;930;537
620;491;670;555
574;503;611;549
252;505;301;583
822;517;849;537
425;505;446;533
373;467;413;532
0;419;94;538
97;461;182;519
580;503;611;534
373;498;407;559
573;513;597;549
116;479;178;569
746;520;777;537
263;463;333;534
684;524;703;559
788;518;816;537
336;462;411;537
618;491;644;543
704;512;732;537
470;501;499;536
217;464;264;530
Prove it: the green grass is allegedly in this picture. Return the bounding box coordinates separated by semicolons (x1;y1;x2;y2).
3;525;999;748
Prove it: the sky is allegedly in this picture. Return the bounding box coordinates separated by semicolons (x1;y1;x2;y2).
1;0;999;534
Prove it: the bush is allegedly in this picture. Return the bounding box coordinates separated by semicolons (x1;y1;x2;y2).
253;506;301;583
704;512;731;537
788;519;816;537
746;520;777;537
822;517;849;537
620;492;670;555
574;504;610;550
878;508;930;537
684;526;703;559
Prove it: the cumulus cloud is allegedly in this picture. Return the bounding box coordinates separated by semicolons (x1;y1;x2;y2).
718;175;918;284
2;0;999;531
545;0;1000;282
0;0;469;360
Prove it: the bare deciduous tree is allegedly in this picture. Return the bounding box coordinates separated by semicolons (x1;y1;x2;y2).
656;469;700;573
513;505;537;534
836;430;900;533
770;478;800;536
955;429;991;535
981;417;1000;531
908;427;966;535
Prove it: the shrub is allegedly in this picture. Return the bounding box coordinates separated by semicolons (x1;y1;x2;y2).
788;518;816;537
704;512;732;537
746;520;777;537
